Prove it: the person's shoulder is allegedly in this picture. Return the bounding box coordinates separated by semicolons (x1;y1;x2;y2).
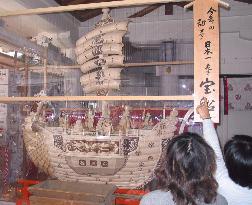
218;177;252;205
199;194;227;205
141;190;168;200
218;175;252;194
140;190;173;205
215;194;228;205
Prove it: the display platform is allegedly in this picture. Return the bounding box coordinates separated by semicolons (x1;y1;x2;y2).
0;202;15;205
28;180;117;205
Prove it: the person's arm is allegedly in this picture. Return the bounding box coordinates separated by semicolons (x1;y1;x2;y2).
202;119;229;179
196;99;229;180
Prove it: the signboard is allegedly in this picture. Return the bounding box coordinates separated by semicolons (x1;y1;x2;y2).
194;0;220;123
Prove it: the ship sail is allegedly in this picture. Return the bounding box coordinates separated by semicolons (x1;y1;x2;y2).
76;8;129;95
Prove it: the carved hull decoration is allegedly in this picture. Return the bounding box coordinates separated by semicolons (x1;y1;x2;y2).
65;156;126;175
75;9;129;95
23;109;186;188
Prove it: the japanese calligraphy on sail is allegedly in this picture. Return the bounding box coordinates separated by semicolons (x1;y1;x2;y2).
194;0;219;123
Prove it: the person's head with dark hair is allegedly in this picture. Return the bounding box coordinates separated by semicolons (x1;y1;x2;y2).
156;132;218;205
224;134;252;189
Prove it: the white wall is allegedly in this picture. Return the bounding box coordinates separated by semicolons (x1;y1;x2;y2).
217;110;252;147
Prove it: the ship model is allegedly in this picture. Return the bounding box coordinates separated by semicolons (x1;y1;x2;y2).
22;9;193;188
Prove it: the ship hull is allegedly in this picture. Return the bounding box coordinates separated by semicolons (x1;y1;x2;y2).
23;111;179;188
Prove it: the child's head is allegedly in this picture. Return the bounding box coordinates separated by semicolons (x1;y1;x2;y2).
224;135;252;188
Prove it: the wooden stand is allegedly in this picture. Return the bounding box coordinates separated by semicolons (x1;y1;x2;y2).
28;180;117;205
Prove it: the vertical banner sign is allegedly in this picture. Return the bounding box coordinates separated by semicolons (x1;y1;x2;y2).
194;0;219;123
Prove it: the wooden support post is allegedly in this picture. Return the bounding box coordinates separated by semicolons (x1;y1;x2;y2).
13;51;18;82
24;54;29;97
43;59;47;91
43;48;48;91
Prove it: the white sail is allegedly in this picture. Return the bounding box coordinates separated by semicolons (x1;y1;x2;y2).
76;21;129;46
76;8;128;95
80;68;122;86
75;31;127;56
83;80;121;94
76;43;123;65
80;55;124;74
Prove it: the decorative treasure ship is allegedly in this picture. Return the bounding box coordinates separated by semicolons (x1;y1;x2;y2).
22;9;194;189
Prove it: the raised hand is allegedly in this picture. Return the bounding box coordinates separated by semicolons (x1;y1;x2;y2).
196;97;211;120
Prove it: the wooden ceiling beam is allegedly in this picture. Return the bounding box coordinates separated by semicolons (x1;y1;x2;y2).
75;9;103;21
54;0;63;5
165;3;173;15
58;0;122;22
128;1;191;18
62;0;92;5
2;0;195;17
62;0;120;5
173;1;193;10
128;4;162;18
57;0;76;5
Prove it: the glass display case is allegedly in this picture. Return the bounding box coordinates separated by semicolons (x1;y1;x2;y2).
0;3;198;200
